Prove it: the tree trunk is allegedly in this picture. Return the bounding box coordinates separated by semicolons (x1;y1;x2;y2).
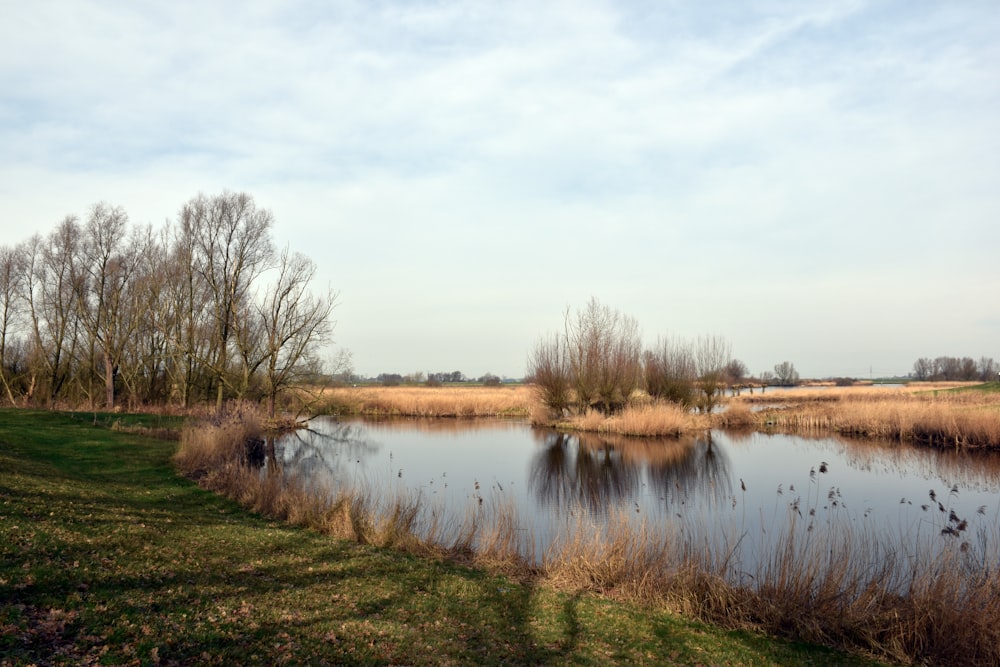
104;353;115;409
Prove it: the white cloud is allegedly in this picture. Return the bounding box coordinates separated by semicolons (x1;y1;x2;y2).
2;0;998;378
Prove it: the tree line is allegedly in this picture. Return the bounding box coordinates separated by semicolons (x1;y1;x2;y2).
528;298;761;416
0;191;336;416
372;371;504;386
912;356;998;382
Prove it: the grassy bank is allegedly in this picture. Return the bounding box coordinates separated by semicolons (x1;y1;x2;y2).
0;409;873;666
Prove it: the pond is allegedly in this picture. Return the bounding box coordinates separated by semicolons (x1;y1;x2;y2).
267;418;1000;574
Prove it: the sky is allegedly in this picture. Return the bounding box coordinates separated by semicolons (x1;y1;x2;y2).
2;1;998;380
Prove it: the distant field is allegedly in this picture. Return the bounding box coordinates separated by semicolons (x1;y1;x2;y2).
316;383;535;417
310;382;1000;449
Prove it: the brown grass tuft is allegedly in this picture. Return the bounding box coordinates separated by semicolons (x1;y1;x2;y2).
555;402;706;437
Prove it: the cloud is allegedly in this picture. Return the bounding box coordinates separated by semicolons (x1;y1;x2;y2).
2;0;998;377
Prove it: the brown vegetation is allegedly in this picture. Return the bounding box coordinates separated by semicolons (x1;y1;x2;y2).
310;382;1000;451
554;403;708;437
723;384;1000;449
315;384;533;418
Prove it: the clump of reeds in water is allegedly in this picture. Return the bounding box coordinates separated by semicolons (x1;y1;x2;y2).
553;402;707;437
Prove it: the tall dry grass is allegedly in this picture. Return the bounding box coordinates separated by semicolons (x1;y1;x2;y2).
541;504;1000;666
175;416;534;570
176;416;1000;665
727;386;1000;449
317;385;532;418
173;411;265;479
553;402;708;437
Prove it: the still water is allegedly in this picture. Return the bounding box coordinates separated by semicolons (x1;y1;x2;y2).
269;418;1000;568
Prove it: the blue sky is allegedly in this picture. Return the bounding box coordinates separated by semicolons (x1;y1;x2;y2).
2;1;998;379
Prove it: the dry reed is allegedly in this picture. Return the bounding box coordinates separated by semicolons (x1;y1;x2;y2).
541;504;1000;665
728;386;1000;449
317;385;532;418
554;402;707;437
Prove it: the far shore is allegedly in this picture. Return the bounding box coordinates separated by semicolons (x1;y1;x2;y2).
312;381;1000;450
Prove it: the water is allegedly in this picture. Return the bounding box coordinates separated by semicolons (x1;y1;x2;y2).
267;417;1000;570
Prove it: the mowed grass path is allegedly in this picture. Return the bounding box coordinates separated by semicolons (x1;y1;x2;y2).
1;409;883;666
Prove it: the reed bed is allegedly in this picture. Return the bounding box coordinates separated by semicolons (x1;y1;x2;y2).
177;416;1000;665
556;403;708;437
727;386;1000;449
317;384;533;418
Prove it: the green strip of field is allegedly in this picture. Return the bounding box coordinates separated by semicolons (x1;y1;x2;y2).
953;381;1000;393
0;409;883;666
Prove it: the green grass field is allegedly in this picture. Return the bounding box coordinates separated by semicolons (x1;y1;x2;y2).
0;409;885;665
956;381;1000;393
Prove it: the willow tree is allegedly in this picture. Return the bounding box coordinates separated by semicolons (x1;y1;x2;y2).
528;332;571;415
694;334;731;413
644;335;697;408
0;245;22;405
22;219;85;403
182;191;274;411
74;203;149;409
564;298;642;414
237;247;336;417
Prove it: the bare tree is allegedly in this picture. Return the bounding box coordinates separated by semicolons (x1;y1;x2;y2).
22;220;84;404
979;357;998;382
773;361;800;386
74;204;148;409
643;335;697;407
0;244;23;404
6;192;336;412
245;248;336;418
724;359;748;386
528;332;572;415
694;335;731;412
182;191;274;411
118;225;173;405
564;298;642;414
913;358;933;381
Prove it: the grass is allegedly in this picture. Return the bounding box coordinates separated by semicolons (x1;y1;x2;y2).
0;408;877;666
947;381;1000;394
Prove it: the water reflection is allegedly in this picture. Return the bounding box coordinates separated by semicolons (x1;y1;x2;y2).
267;418;1000;571
528;431;733;517
261;421;381;491
529;432;642;516
646;433;733;511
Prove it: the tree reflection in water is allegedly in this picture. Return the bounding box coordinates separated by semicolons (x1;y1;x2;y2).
265;419;1000;574
260;420;381;492
528;431;731;518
